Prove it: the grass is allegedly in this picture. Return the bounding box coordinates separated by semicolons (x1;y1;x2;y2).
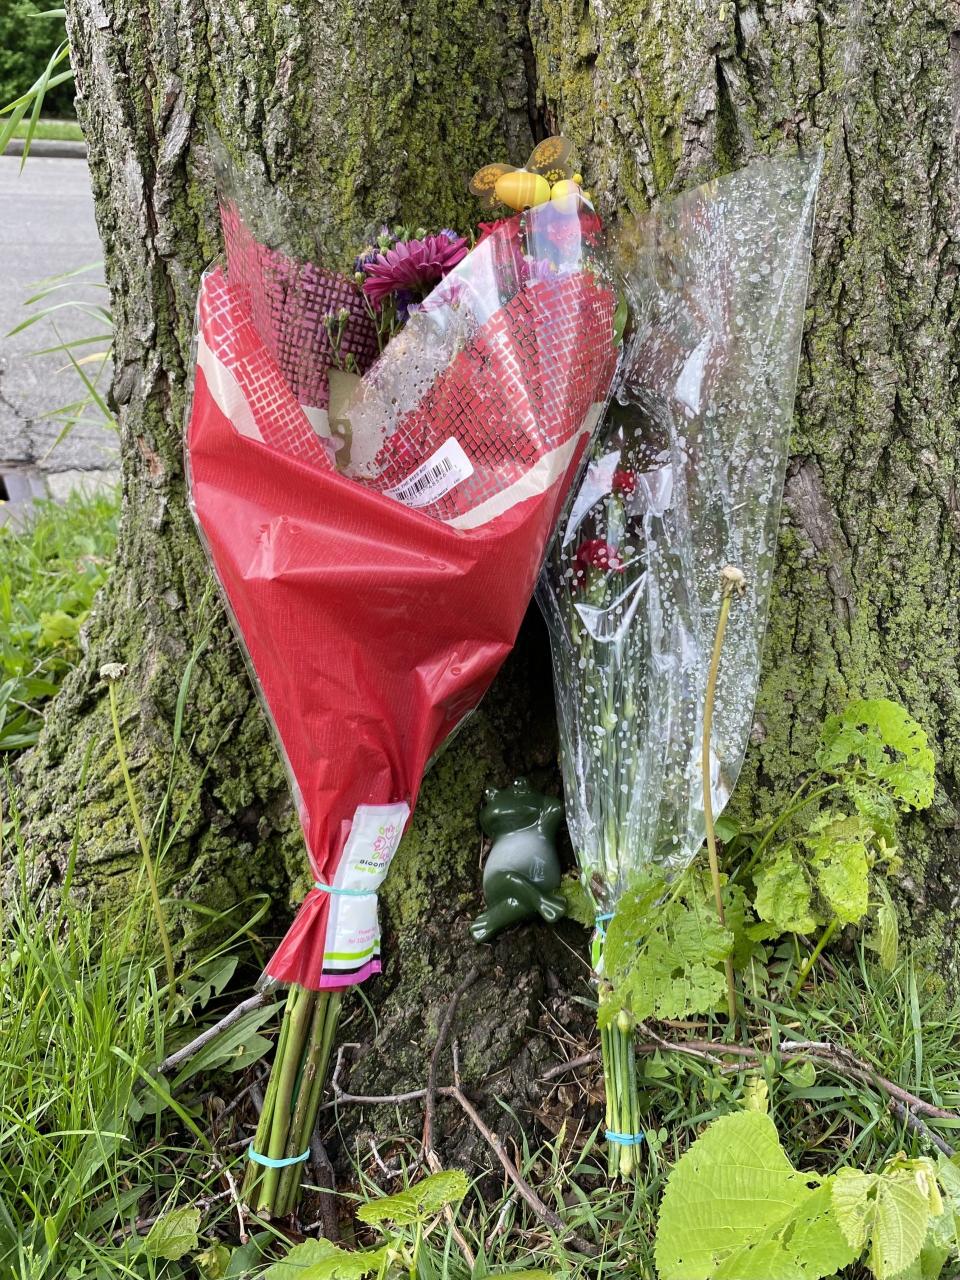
5;117;82;145
1;735;958;1278
0;489;119;751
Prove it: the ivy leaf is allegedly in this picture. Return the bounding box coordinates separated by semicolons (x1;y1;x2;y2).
141;1206;201;1261
356;1169;468;1226
753;847;819;935
818;699;935;811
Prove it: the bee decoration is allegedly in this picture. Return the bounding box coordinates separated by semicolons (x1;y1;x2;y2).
469;135;585;212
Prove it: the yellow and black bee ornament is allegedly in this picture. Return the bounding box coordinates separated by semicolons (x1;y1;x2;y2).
469;136;585;212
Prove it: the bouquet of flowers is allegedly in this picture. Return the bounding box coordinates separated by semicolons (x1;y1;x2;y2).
186;149;619;1215
537;152;822;1177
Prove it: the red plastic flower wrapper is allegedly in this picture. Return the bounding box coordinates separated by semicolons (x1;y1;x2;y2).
186;198;619;995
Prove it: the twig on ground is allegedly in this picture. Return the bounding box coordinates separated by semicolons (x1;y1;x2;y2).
445;1084;598;1257
485;1191;517;1249
108;1188;234;1243
540;1051;599;1081
159;991;274;1075
305;1128;340;1241
217;1074;266;1122
210;1151;248;1244
423;967;480;1156
888;1100;956;1157
422;968;480;1271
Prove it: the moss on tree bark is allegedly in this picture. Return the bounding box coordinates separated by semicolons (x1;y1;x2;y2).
10;0;959;1162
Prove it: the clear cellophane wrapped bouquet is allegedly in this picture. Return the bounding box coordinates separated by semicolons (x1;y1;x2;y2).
537;153;821;1177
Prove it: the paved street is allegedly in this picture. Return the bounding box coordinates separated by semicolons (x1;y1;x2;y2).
0;151;117;494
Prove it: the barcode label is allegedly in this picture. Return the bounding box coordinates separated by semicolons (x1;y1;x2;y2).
384;439;474;509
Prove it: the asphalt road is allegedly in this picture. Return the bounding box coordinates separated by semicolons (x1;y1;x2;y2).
0;152;117;489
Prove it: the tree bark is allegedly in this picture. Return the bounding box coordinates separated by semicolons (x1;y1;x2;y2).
12;0;960;1163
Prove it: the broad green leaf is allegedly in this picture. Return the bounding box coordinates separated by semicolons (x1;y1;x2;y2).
819;699;935;811
356;1169;468;1226
753;848;818;935
712;1183;857;1280
172;1002;278;1088
265;1240;390;1280
832;1166;933;1280
655;1112;818;1279
141;1206;200;1261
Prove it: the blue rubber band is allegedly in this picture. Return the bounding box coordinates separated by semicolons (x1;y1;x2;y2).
595;913;614;933
314;881;376;897
246;1143;311;1168
605;1130;645;1146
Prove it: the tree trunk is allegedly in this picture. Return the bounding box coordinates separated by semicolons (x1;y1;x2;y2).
12;0;959;1164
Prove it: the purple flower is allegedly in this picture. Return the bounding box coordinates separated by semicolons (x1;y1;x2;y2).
361;231;469;308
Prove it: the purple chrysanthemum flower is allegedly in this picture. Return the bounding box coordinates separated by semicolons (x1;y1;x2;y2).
361;231;469;308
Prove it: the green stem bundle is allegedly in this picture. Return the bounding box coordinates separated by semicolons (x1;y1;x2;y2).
600;1014;641;1179
242;984;343;1219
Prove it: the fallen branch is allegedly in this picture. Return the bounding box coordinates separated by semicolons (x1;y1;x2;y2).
888;1100;956;1158
422;967;480;1271
540;1051;598;1081
444;1083;598;1256
159;991;274;1075
423;967;479;1156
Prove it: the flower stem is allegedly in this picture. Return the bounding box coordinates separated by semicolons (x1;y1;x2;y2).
701;568;742;1029
792;917;839;997
107;679;176;1013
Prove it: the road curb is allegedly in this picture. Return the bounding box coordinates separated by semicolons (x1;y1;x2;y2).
4;138;87;161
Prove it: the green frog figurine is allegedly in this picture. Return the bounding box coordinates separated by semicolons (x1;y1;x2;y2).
469;779;567;942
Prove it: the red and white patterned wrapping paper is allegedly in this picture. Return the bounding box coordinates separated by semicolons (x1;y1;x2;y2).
186;206;617;990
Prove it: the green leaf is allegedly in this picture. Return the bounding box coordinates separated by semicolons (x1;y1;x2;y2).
753;848;818;935
655;1111;822;1279
355;1169;468;1226
196;1243;232;1279
832;1166;934;1280
264;1240;389;1280
712;1182;858;1280
806;817;870;925
782;1059;818;1089
558;873;595;927
141;1206;200;1261
818;699;935;811
868;880;900;971
171;1002;278;1088
935;1156;960;1211
601;870;734;1027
